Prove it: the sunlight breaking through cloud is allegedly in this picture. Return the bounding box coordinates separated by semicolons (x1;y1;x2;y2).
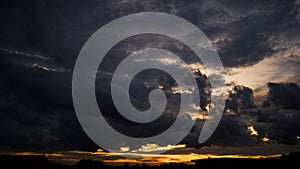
248;126;259;136
131;144;186;153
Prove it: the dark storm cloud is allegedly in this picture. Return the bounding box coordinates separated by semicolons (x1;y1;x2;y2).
215;83;300;146
264;82;300;110
251;83;300;145
0;51;97;151
90;33;213;142
0;0;117;150
1;0;299;67
104;0;300;67
181;116;259;148
0;0;299;151
184;83;300;147
254;108;300;145
205;115;259;146
182;85;259;148
226;85;255;113
175;0;300;67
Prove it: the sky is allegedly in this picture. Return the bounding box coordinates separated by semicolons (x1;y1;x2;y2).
0;0;300;165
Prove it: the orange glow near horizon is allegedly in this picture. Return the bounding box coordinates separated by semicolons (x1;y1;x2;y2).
3;150;282;166
103;153;281;165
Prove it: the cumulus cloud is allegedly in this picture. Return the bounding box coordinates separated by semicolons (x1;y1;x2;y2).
185;82;300;147
264;82;300;110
